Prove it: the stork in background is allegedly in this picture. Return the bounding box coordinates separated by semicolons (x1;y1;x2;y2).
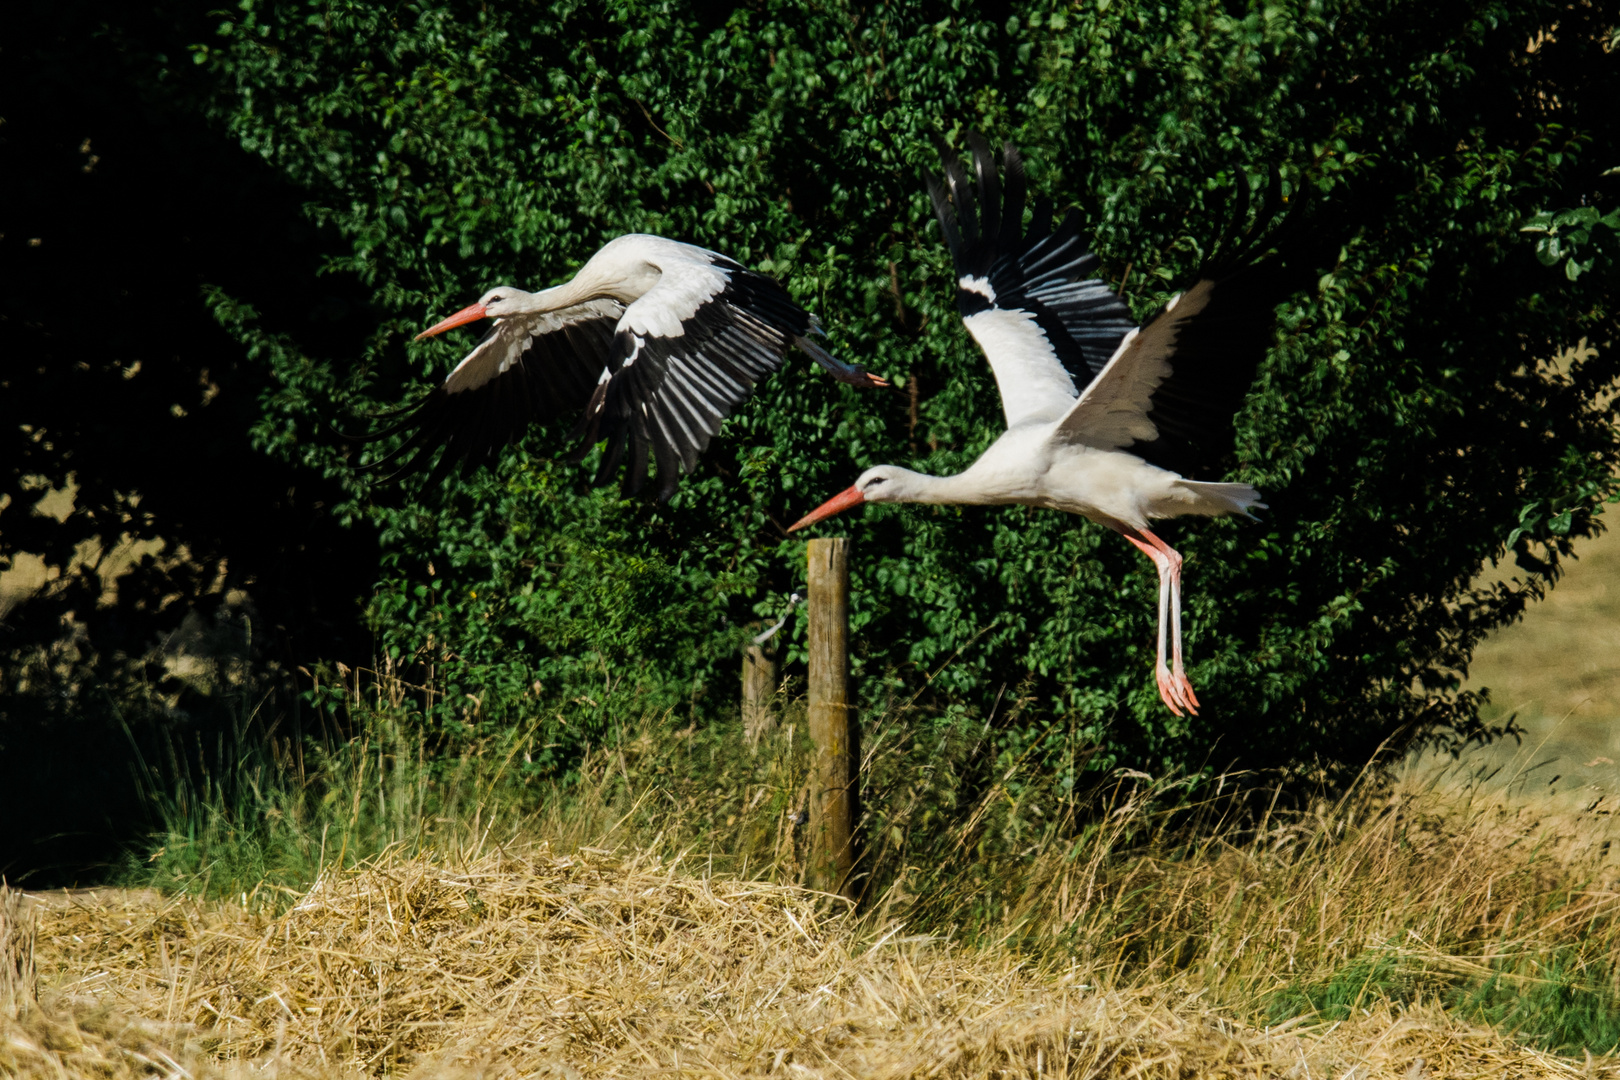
791;136;1302;717
349;234;887;497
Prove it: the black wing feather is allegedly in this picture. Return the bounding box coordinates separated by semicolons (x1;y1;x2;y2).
574;267;812;498
931;136;1136;386
346;311;618;485
1125;171;1306;478
967;133;1002;246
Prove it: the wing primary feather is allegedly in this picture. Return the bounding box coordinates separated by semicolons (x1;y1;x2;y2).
421;434;462;491
594;428;627;488
625;427;650;495
1028;196;1054;243
943;149;978;248
1208;171;1255;268
966;132;1001;248
648;409;685;499
927;175;964;264
1017;228;1088;281
353;415;448;475
333;398;431;443
999;141;1027;249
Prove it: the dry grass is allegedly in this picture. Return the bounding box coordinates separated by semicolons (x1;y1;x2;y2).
1452;514;1620;804
1469;515;1620;730
10;764;1620;1079
14;521;1620;1078
998;757;1620;1004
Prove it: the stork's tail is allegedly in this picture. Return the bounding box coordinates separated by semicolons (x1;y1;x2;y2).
1176;480;1268;521
795;334;890;389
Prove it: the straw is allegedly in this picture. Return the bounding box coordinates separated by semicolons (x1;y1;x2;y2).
7;841;1613;1079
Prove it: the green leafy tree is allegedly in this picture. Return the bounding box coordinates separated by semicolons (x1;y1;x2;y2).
193;0;1617;780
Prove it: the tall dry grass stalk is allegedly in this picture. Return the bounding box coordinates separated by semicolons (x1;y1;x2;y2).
1000;757;1620;1015
1;885;38;1019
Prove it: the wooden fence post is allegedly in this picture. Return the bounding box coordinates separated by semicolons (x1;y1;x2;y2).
807;537;855;900
742;642;778;749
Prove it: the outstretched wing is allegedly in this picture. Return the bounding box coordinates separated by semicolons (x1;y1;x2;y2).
1056;174;1300;479
577;255;816;499
929;134;1136;429
350;299;622;489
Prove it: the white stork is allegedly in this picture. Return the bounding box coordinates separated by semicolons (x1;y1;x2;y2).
351;234;887;497
790;136;1296;717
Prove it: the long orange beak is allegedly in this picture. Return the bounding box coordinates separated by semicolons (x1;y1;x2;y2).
788;485;865;533
414;301;488;341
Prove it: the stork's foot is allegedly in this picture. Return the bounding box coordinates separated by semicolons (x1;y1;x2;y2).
1171;662;1200;714
842;368;891;389
1155;663;1185;717
1155;663;1200;717
796;336;891;388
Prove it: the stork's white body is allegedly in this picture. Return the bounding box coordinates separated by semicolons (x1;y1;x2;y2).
882;422;1260;529
506;234;725;333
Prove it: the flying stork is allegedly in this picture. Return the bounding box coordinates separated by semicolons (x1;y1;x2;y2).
790;136;1298;717
350;234;887;497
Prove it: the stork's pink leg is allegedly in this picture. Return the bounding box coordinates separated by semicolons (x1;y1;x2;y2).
1118;531;1184;715
1138;528;1199;713
1118;527;1199;716
1169;572;1199;711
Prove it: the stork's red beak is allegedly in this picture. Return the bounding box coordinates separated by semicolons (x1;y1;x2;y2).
414;301;488;341
788;485;865;533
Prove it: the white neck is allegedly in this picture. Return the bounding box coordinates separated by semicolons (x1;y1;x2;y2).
876;467;998;506
507;254;647;316
521;279;592;313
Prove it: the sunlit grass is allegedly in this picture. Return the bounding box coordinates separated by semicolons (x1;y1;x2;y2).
88;526;1620;1069
1462;519;1620;787
108;670;1620;1063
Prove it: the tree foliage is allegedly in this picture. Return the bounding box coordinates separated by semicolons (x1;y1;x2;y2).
12;0;1618;801
205;0;1620;779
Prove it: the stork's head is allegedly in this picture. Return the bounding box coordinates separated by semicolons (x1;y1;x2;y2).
478;287;526;318
788;466;915;532
413;286;526;341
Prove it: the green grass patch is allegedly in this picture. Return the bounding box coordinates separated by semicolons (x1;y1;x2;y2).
1265;947;1620;1058
1454;950;1620;1057
1266;951;1428;1025
118;710;550;907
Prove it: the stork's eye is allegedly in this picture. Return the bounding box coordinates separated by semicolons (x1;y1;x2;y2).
867;477;886;487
